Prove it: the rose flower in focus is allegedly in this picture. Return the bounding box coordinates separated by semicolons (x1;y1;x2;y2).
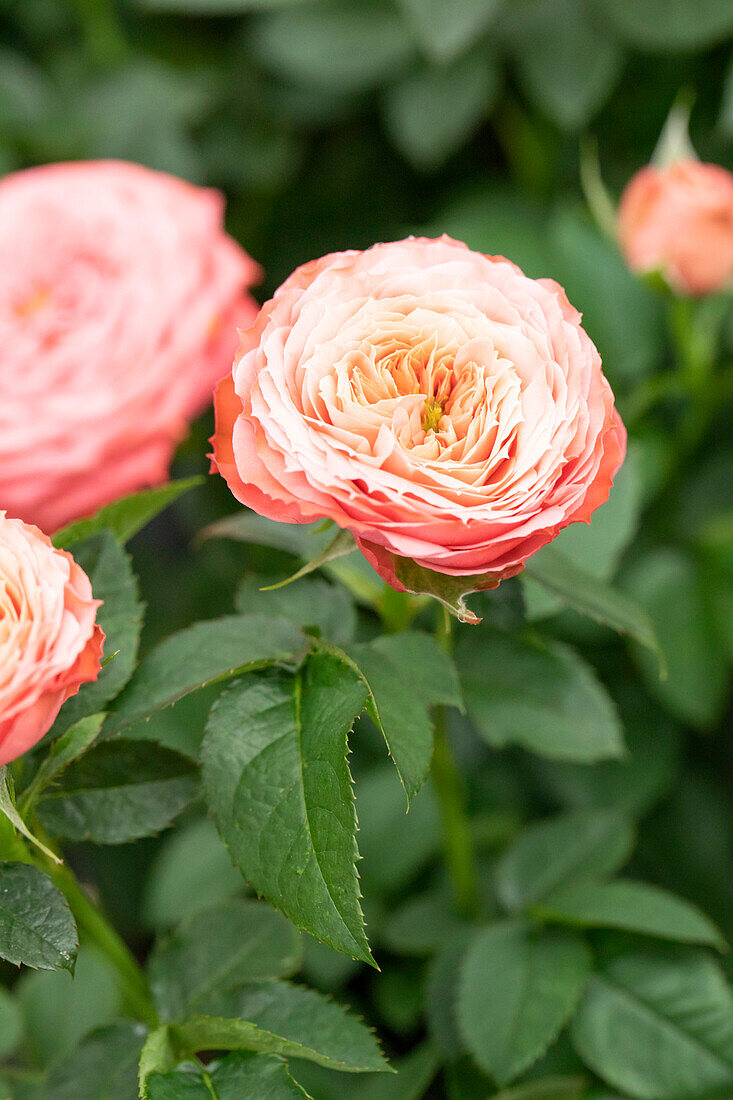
0;513;104;765
212;236;625;612
0;160;260;531
618;159;733;296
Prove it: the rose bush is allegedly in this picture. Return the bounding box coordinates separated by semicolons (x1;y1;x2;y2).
619;159;733;296
0;160;260;531
213;235;625;594
0;513;103;765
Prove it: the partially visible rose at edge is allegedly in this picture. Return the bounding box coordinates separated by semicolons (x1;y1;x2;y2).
0;160;261;532
0;513;104;766
211;236;625;596
618;159;733;296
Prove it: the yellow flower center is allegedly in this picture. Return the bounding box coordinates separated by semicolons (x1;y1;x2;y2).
421;397;444;433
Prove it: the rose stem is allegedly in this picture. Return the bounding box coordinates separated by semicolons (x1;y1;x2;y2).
431;605;480;920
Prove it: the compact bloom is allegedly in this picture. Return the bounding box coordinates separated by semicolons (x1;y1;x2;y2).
0;513;104;765
212;236;625;596
618;159;733;296
0;160;261;531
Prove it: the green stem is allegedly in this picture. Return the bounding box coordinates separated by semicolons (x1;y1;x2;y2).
40;854;158;1027
431;607;479;919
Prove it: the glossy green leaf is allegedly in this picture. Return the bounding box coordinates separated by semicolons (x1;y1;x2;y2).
0;767;61;864
0;862;76;971
52;479;202;549
138;1026;178;1097
145;1052;310;1100
495;809;635;912
148;898;301;1020
291;1041;438;1100
525;548;661;662
202;657;371;962
535;879;726;950
198;980;388;1072
45;1022;143;1100
458;922;590;1085
383;52;498;170
572;949;733;1098
459;630;624;763
343;632;461;800
36;741;197;844
105;615;305;738
50;533;143;736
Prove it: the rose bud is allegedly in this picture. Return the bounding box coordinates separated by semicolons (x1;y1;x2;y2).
212;236;625;606
0;513;104;765
618;159;733;296
0;160;261;531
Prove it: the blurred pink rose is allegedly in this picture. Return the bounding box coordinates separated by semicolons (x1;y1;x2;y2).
212;236;625;594
0;160;260;531
0;513;104;765
619;159;733;296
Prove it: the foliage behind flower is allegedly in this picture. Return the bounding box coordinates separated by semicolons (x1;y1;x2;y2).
0;513;103;765
618;159;733;296
212;236;626;597
0;160;260;532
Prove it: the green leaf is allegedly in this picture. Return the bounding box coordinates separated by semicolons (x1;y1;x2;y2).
145;1052;311;1100
148;898;301;1021
503;0;623;130
459;630;624;763
235;576;357;645
142;818;244;930
198;980;388;1072
292;1041;438;1100
343;632;461;800
620;548;728;729
458;922;590;1085
260;528;356;591
50;533;143;736
495;809;635;912
201;657;373;963
104;615;305;738
572;949;733;1098
592;0;733;51
20;714;106;814
0;987;22;1059
524;548;661;663
357;767;441;895
0;767;61;864
383;51;498;170
138;1026;178;1098
52;478;203;549
45;1021;143;1100
397;0;501;62
36;741;197;844
172;1012;389;1072
0;863;76;971
199;513;330;558
249;0;416;93
489;1077;588;1100
17;946;122;1067
534;880;726;950
523;452;642;620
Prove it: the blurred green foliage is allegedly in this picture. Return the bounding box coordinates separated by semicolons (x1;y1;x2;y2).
2;2;733;1099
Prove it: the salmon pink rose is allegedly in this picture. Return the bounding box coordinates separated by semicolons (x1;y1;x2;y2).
212;236;625;608
619;159;733;296
0;160;260;532
0;513;104;765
